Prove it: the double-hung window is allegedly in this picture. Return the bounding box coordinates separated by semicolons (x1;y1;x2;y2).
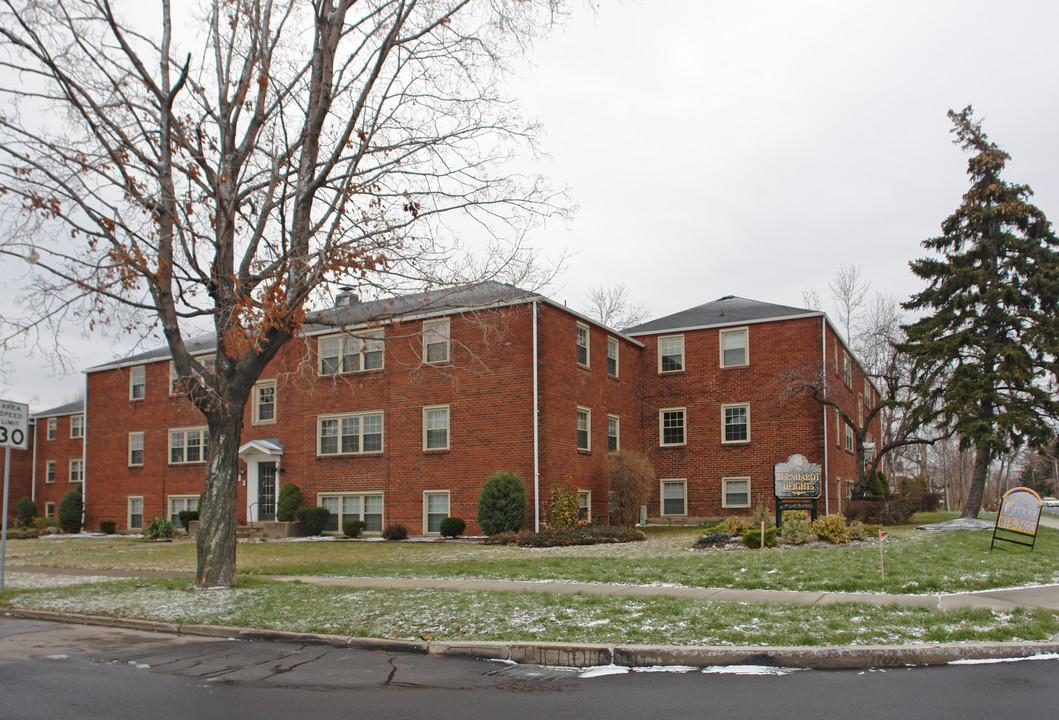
576;323;590;367
422;319;450;364
722;477;751;508
319;493;384;533
843;351;853;387
658;335;684;373
68;459;83;484
659;408;686;447
128;497;143;531
661;479;687;516
720;327;748;367
578;490;591;521
70;415;84;439
845;422;855;453
169;496;199;526
319;331;385;375
46;418;56;440
423;491;450;534
423;405;450;451
253;381;277;425
45;460;56;484
722;403;750;443
130;366;146;400
576;407;591;451
318;412;384;455
169;427;208;464
606;337;619;376
128;432;144;466
607;415;620;452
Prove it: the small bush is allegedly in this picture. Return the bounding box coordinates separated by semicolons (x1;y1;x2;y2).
848;521;883;541
812;513;851;544
606;450;655;527
741;527;779;549
58;489;83;533
516;526;645;547
276;482;303;522
476;471;527;536
752;504;775;528
439;517;466;538
692;531;732;549
296;506;331;536
33;516;59;530
99;520;117;534
177;510;199;530
483;530;524;545
143;516;177;540
342;519;367;538
16;497;37;528
547;481;580;530
382;523;409;541
779;510;812;545
721;515;753;536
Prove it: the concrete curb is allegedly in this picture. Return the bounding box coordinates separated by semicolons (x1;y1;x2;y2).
6;608;1059;670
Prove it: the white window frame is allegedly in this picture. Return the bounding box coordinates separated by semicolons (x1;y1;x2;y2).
130;365;146;401
657;334;684;373
44;501;55;518
606;336;619;377
46;417;56;440
45;460;56;484
660;479;687;517
423;405;450;451
318;492;384;534
845;422;855;453
423;490;450;535
576;407;591;451
720;327;748;368
128;496;144;531
317;411;385;456
253;380;277;426
576;322;590;367
70;414;84;439
423;318;450;364
128;432;144;467
721;403;750;444
168;495;199;526
835;408;842;448
578;490;591;522
843;351;853;387
722;476;751;509
317;331;384;376
68;458;83;484
659;407;686;447
170;355;217;395
169;426;209;465
607;414;620;452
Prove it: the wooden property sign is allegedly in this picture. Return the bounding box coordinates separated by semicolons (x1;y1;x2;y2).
991;487;1043;551
774;454;822;526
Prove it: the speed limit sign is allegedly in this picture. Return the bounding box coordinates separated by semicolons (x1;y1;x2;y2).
0;399;28;450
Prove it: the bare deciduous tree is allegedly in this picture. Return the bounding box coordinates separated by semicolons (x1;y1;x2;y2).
801;288;822;311
829;264;870;341
583;282;648;330
0;0;568;586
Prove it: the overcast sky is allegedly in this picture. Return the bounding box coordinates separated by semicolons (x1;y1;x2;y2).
2;0;1058;411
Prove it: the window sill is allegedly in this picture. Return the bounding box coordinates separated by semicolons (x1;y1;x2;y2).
423;448;450;455
318;367;386;378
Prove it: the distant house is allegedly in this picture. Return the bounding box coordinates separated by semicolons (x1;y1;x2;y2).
28;400;85;521
19;284;877;534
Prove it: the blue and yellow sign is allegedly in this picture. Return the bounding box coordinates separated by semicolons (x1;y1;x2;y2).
991;487;1042;551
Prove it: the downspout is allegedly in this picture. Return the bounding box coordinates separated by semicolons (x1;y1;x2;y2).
822;317;830;515
30;418;37;502
532;301;540;532
82;372;88;529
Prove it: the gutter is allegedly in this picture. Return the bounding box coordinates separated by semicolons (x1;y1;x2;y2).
822;316;830;515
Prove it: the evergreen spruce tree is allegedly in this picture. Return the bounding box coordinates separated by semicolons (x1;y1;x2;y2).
900;106;1059;518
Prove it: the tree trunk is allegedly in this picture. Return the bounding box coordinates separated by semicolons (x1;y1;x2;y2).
961;444;992;519
195;411;243;587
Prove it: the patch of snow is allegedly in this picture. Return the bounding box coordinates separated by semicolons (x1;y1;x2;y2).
949;653;1059;666
579;665;630;677
700;665;805;675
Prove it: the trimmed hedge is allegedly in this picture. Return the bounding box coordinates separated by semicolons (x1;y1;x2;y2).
276;482;303;522
58;489;83;533
99;520;117;534
439;517;466;538
741;527;779;549
342;519;367;538
296;506;331;536
382;523;409;541
16;497;37;527
477;471;527;536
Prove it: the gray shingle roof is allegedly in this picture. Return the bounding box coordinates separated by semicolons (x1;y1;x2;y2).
32;399;85;419
623;295;819;335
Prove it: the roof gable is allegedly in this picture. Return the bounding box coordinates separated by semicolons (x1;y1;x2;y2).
624;296;819;336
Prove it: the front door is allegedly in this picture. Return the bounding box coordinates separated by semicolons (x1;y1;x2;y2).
258;462;277;521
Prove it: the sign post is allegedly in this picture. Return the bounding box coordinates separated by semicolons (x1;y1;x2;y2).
0;398;29;591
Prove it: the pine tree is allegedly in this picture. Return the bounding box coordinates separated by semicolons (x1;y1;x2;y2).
900;106;1059;518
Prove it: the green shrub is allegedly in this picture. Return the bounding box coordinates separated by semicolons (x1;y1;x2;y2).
439;517;466;538
476;470;527;536
867;471;892;500
812;513;851;544
296;506;331;536
143;516;177;540
33;516;59;531
382;523;409;541
516;526;645;547
16;497;37;528
741;527;779;549
721;515;753;536
779;510;812;545
342;519;367;538
177;510;199;530
547;480;580;530
58;489;83;533
692;531;732;548
276;482;303;522
98;520;117;534
752;504;775;528
483;530;524;545
848;521;883;541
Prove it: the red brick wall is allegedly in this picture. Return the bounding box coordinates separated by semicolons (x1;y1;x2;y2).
30;414;83;522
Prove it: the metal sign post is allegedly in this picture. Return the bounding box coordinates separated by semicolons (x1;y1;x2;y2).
0;398;29;591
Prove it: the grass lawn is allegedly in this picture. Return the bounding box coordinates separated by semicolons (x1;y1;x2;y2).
5;514;1058;595
3;575;1057;647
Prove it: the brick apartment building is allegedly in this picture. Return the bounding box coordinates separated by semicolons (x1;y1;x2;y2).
17;283;878;535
